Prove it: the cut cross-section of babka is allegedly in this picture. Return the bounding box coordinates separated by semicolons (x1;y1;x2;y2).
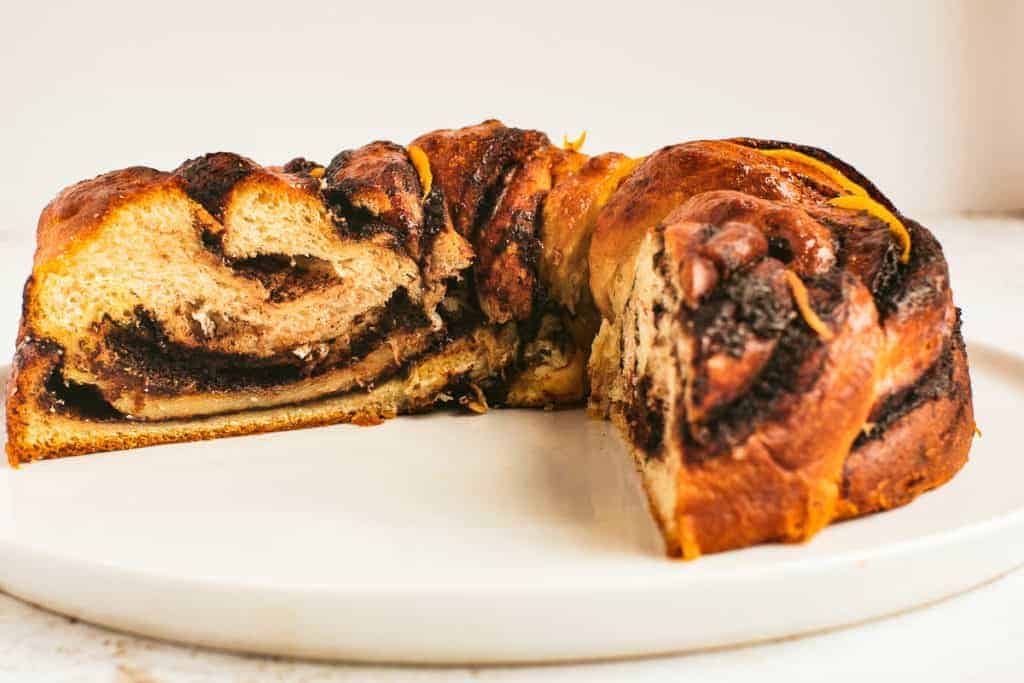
6;121;975;558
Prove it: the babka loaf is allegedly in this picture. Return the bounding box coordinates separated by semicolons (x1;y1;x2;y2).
5;121;975;558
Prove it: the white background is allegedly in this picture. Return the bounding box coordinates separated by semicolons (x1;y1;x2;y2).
1;1;1023;681
2;0;1022;234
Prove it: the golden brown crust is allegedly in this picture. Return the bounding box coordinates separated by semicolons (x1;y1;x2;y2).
837;336;973;519
323;141;426;255
33;167;170;270
541;152;638;313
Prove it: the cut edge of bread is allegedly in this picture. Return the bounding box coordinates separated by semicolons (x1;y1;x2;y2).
6;326;517;465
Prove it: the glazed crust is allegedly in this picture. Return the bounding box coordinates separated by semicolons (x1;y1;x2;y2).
323;141;426;255
33;167;170;271
6;121;974;559
409;120;550;238
541;152;638;313
837;334;973;519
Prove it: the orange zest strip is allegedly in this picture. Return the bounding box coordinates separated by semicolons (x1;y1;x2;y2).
828;194;912;264
407;145;432;198
758;147;911;263
784;270;835;341
759;148;868;197
562;131;587;152
460;382;489;414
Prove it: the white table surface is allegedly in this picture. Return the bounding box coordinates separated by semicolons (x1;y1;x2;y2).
1;213;1022;682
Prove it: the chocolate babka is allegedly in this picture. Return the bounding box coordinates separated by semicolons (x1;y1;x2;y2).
5;121;975;557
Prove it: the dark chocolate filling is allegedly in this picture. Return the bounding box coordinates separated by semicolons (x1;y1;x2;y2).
628;375;666;456
682;268;842;461
229;254;341;303
42;327;468;424
835;224;902;315
419;187;449;258
682;319;825;463
90;287;431;397
766;235;795;263
191;222;351;305
321;142;421;251
692;267;796;359
451;126;549;239
880;221;948;319
325;196;409;248
43;366;122;421
175;152;259;220
41;301;500;424
853;316;963;448
470;163;517;242
282;157;322;175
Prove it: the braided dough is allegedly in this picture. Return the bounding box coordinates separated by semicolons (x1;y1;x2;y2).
6;121;974;557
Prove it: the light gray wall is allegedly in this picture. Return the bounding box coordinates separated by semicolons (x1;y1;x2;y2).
1;0;1020;243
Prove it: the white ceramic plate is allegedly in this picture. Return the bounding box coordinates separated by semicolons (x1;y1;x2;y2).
0;341;1021;664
